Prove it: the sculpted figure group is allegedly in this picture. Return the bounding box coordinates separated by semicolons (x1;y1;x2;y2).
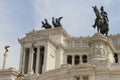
41;6;109;36
92;6;109;36
41;17;63;29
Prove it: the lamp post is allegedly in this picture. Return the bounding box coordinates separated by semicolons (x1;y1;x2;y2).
3;46;10;69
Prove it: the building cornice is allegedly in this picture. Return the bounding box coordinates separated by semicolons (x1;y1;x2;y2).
0;67;18;76
65;47;89;53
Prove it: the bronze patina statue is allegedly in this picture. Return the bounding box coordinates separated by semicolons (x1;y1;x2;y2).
41;19;52;29
52;17;63;27
92;6;109;36
100;6;109;24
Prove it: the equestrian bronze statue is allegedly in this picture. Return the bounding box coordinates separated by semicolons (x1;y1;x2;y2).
92;6;109;36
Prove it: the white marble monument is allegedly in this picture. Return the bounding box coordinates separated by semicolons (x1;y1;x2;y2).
0;27;120;80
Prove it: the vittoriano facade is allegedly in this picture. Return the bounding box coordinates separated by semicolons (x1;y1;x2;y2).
16;27;120;80
0;6;120;80
0;27;120;80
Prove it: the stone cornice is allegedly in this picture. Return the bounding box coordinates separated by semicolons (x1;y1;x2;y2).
0;67;18;76
95;70;110;75
109;69;120;75
66;37;89;42
65;47;89;53
94;69;120;75
19;27;71;43
108;34;120;39
26;27;70;38
18;34;49;43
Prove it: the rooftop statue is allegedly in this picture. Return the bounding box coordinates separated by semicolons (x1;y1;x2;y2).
92;6;109;36
52;17;63;27
41;18;52;29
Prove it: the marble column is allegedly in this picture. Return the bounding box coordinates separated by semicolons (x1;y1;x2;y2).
118;54;120;63
87;55;89;63
43;43;48;72
35;46;40;74
22;48;26;74
80;55;83;63
3;52;8;69
19;46;23;71
72;55;75;65
28;47;34;74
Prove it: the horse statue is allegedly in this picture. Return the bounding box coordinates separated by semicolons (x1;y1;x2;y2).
41;19;52;29
52;17;63;27
92;6;109;36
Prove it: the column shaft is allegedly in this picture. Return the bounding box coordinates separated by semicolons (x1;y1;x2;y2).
19;46;23;71
43;43;48;72
35;47;40;74
3;53;8;69
28;48;34;74
72;55;75;65
22;48;26;73
80;55;83;63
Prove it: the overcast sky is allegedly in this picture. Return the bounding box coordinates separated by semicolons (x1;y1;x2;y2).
0;0;120;70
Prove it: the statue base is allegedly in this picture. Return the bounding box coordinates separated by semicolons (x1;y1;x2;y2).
88;33;116;69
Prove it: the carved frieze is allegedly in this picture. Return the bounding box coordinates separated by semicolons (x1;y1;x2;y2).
89;42;108;59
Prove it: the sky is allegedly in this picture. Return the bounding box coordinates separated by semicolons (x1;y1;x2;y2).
0;0;120;70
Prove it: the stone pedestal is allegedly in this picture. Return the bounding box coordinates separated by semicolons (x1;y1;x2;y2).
88;33;116;69
0;67;18;80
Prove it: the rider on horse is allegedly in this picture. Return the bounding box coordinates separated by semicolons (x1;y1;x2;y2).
92;6;109;36
100;6;109;24
92;6;109;28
